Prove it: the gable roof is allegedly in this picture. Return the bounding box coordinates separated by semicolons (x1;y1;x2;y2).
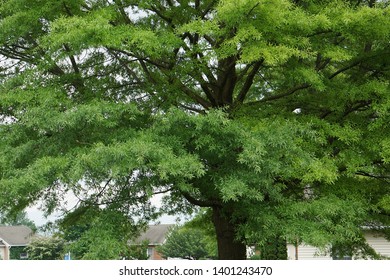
135;224;174;246
0;226;33;246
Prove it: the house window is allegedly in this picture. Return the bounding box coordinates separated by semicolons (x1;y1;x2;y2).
20;252;28;259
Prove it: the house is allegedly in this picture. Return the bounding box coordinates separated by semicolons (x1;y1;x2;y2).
286;230;390;260
134;224;174;260
0;225;33;260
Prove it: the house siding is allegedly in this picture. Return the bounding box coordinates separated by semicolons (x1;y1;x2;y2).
365;231;390;258
287;231;390;260
287;244;332;260
0;245;10;260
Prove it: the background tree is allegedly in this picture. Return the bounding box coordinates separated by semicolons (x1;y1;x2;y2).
58;204;143;260
126;239;150;260
26;236;65;260
0;211;37;232
0;0;390;259
157;224;211;260
182;209;218;258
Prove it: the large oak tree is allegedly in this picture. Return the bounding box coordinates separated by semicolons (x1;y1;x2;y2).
1;0;390;259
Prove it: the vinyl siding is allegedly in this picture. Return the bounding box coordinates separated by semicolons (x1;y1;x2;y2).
287;231;390;260
365;231;390;258
287;244;332;260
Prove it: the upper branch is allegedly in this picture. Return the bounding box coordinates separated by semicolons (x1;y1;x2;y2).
245;83;311;106
235;59;264;104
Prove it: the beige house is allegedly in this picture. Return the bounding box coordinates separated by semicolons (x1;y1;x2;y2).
287;230;390;260
0;226;33;260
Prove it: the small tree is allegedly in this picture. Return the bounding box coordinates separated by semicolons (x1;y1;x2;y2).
183;209;218;259
158;226;210;260
26;236;65;260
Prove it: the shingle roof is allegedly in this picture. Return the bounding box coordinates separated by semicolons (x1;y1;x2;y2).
134;224;174;245
0;226;33;246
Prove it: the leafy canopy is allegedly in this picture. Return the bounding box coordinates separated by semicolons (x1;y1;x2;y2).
1;0;390;259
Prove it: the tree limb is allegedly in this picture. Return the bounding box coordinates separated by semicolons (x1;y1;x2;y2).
177;80;212;109
236;59;264;104
328;60;362;79
181;191;221;207
356;171;390;181
245;83;311;106
63;44;80;74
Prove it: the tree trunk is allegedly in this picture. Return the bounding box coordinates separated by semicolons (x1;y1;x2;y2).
212;207;247;260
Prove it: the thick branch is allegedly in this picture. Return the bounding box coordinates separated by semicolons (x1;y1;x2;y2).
150;5;173;25
181;191;220;207
236;59;264;103
216;56;237;105
177;103;206;114
178;80;212;109
200;83;217;106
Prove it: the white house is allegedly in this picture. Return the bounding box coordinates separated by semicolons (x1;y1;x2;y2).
287;230;390;260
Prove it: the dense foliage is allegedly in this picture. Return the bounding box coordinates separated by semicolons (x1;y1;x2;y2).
26;236;65;260
1;0;390;259
157;225;211;260
58;204;142;259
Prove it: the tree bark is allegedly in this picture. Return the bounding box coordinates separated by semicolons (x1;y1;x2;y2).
212;206;247;260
